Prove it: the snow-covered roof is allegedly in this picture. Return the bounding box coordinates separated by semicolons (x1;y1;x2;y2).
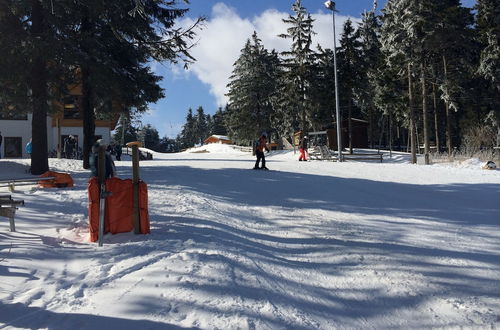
210;135;231;140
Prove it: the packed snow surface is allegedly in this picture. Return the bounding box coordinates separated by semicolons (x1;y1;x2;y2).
1;145;499;329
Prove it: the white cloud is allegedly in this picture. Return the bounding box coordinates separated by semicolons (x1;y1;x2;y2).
175;3;359;106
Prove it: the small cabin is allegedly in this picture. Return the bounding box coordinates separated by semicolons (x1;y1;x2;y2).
204;135;233;145
325;118;369;150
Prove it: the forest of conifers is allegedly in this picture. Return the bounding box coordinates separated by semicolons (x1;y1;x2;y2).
175;0;499;163
1;0;498;170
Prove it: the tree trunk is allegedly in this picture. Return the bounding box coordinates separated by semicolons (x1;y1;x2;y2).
81;65;95;169
30;0;49;175
408;63;417;164
388;113;393;158
443;55;453;156
421;61;430;164
348;98;353;154
431;66;440;152
81;12;95;169
368;106;374;149
432;82;440;153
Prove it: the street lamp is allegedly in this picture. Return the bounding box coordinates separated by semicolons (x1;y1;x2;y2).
324;0;342;162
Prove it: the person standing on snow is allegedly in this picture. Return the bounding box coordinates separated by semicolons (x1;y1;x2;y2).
299;135;308;161
89;140;116;179
115;143;123;161
254;133;269;170
25;138;32;157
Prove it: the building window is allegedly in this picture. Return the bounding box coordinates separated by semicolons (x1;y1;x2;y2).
63;96;81;119
4;137;22;158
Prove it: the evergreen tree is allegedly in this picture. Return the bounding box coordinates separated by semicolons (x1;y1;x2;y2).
179;108;196;148
140;124;160;150
0;0;69;174
337;19;364;153
476;0;500;91
194;106;208;145
211;107;228;136
277;0;317;138
0;0;202;172
112;114;139;145
226;32;279;143
308;46;336;130
358;5;384;148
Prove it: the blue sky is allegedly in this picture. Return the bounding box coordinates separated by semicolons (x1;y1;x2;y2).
141;0;475;138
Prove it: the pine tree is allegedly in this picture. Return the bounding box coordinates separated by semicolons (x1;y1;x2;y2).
141;124;160;150
337;19;364;153
194;106;208;145
226;32;279;143
277;0;317;138
211;107;228;136
358;5;384;148
0;0;69;174
179;108;196;148
0;0;202;172
476;0;500;91
430;0;474;155
308;46;336;131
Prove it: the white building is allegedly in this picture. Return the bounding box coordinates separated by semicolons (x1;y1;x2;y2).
1;103;117;159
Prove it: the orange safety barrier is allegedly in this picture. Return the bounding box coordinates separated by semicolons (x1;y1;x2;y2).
38;171;74;188
88;177;150;242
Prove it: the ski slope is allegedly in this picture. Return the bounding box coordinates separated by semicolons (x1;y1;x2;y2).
1;145;499;329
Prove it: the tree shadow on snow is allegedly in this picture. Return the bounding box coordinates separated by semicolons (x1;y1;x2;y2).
0;301;198;330
140;165;500;227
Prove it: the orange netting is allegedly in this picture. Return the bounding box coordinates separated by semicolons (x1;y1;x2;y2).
88;177;150;242
38;171;74;188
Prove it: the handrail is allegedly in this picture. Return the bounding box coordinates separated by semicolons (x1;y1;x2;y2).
0;177;55;184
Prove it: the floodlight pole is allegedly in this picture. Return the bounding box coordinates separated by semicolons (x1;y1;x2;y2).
325;0;343;162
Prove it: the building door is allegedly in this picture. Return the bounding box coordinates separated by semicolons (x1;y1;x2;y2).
4;137;22;158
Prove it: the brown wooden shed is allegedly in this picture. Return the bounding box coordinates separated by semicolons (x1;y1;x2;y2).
325;118;369;150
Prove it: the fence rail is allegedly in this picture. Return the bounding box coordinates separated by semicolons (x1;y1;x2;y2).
231;145;253;153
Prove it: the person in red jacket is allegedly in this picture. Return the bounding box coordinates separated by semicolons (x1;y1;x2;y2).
254;133;269;170
299;136;308;161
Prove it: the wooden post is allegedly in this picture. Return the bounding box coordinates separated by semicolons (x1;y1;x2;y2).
98;145;106;247
127;142;141;234
56;118;62;159
0;208;16;232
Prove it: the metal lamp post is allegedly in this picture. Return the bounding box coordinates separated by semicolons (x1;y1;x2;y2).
324;0;342;162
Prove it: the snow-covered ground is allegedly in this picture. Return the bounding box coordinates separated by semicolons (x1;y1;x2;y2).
1;145;499;329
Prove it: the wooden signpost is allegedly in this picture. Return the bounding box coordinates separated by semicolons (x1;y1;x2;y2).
126;141;141;234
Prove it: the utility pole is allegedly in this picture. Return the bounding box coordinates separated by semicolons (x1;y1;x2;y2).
324;1;343;161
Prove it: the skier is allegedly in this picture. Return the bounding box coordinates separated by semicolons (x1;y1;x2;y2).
64;135;76;159
115;143;123;161
89;140;116;179
253;133;269;170
299;135;308;161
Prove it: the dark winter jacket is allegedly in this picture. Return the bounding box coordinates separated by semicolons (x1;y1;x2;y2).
89;150;116;179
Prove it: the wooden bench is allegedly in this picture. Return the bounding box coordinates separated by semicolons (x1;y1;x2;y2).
0;195;25;232
342;152;383;163
0;177;55;192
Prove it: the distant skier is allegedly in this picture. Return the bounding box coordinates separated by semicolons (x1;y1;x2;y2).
299;136;308;161
254;133;269;170
115;143;122;161
63;135;76;159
